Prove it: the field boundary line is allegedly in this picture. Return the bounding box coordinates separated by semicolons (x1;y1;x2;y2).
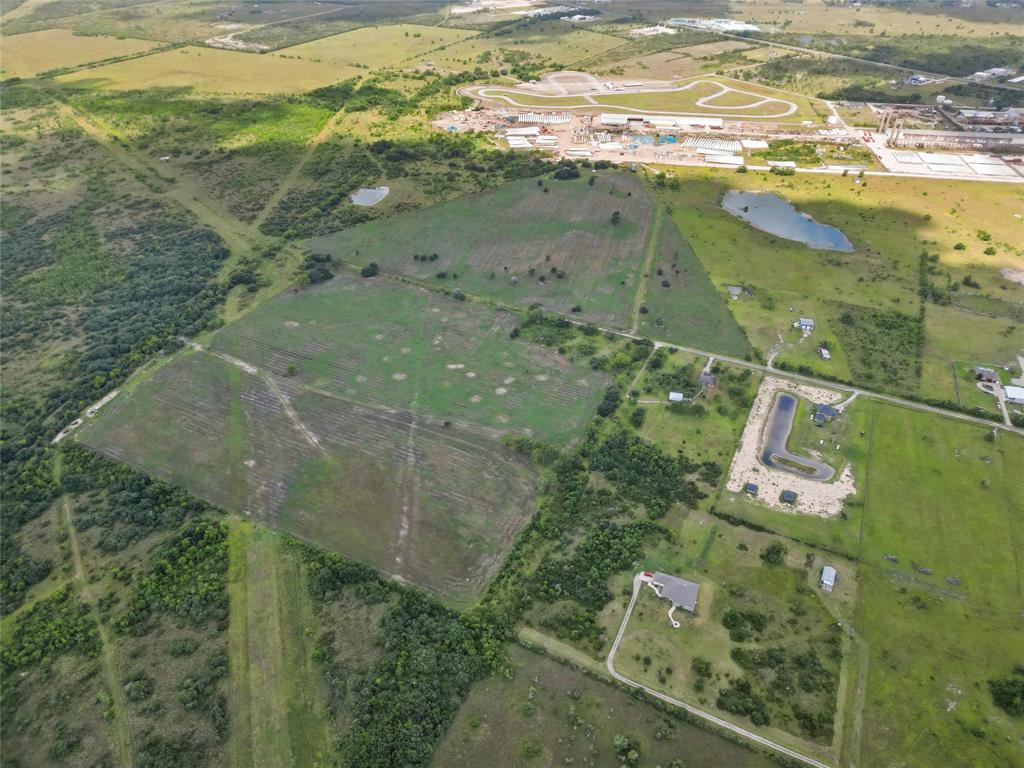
630;204;664;334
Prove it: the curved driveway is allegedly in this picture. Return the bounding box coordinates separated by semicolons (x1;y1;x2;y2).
607;574;835;768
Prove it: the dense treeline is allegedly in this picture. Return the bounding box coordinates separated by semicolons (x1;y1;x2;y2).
115;519;229;635
1;156;229;613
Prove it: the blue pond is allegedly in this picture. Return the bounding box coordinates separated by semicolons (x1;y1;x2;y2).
760;392;834;481
350;186;390;207
722;191;853;252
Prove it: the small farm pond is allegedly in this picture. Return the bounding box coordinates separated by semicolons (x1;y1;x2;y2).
350;186;390;206
760;392;835;481
722;190;853;251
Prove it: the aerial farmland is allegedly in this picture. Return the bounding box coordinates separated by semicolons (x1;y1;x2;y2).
2;3;1022;768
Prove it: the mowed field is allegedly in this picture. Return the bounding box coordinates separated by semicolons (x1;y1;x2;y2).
210;272;611;440
59;45;354;94
0;28;162;77
305;172;654;327
276;23;477;69
853;405;1024;768
78;351;539;602
637;213;750;356
472;75;825;123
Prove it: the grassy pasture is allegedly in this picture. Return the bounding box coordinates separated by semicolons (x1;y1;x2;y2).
433;643;776;768
636;213;750;356
210;272;611;441
853;405;1024;768
275;24;477;70
226;523;332;768
78;351;539;603
304;172;654;328
652;167;1022;395
427;21;624;70
58;45;354;94
0;28;161;77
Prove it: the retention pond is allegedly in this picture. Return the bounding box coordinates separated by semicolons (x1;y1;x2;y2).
350;186;390;207
722;190;853;251
760;392;835;481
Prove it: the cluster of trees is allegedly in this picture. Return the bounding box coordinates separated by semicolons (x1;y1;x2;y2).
587;426;706;518
178;651;230;741
115;519;229;635
833;303;923;396
989;664;1024;717
0;587;100;675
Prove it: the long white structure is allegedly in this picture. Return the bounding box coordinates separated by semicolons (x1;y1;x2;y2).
515;112;572;125
600;113;724;129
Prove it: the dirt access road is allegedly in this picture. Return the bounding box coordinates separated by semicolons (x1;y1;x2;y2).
607;573;835;768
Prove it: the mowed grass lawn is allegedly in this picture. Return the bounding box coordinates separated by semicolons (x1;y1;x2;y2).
227;522;332;768
210;272;611;442
0;28;162;78
78;351;539;602
305;171;654;327
637;213;750;356
854;405;1024;768
59;45;355;94
275;24;477;69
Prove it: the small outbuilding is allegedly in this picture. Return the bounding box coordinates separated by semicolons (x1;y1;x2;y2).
745;482;758;495
781;490;798;505
668;391;686;402
795;318;815;331
820;565;837;592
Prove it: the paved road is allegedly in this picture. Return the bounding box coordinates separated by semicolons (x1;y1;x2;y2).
607;574;835;768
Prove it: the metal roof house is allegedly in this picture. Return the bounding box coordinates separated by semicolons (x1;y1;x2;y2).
781;490;798;504
976;367;1000;383
745;482;758;494
668;391;686;402
652;572;700;613
820;566;837;592
813;403;836;426
796;318;815;330
1005;385;1024;405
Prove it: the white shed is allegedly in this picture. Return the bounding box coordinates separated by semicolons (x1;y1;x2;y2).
820;566;837;592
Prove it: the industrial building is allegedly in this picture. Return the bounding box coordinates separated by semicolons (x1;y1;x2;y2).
888;126;1024;152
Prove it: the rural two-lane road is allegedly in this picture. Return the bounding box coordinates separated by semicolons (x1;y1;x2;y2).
607;574;835;768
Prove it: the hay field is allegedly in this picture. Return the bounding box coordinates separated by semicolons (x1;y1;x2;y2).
78;351;538;602
428;21;624;69
210;272;610;442
275;24;477;69
0;28;162;78
305;172;654;327
58;45;355;94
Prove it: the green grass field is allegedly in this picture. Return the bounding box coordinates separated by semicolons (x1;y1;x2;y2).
637;213;750;356
77;350;540;602
275;24;477;69
0;28;161;77
59;45;355;94
209;271;611;440
305;172;655;328
852;405;1024;767
227;522;332;768
433;643;777;768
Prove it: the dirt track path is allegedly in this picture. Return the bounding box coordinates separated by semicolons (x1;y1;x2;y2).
630;204;664;335
55;453;135;768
